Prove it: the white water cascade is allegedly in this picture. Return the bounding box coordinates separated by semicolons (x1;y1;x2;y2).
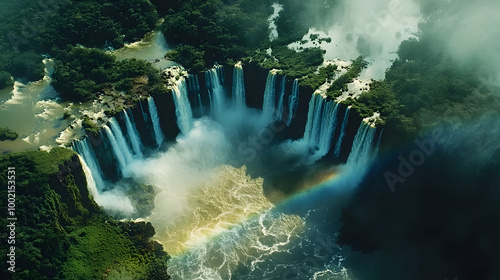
286;93;342;162
334;108;350;157
77;154;100;200
303;93;324;146
317;101;340;155
187;74;200;93
276;76;286;121
262;71;277;123
147;96;164;147
109;118;134;161
74;138;105;191
301;93;341;157
232;64;246;109
104;123;133;175
206;67;226;117
139;100;148;124
172;79;194;135
197;93;204;115
346;122;376;174
122;109;143;157
208;92;213;114
286;79;299;126
76;143;134;215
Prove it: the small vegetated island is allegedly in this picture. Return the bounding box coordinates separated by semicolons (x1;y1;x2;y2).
1;0;500;279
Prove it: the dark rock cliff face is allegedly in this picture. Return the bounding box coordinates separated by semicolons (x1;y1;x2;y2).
50;153;100;217
238;62;379;160
83;64;382;182
242;63;269;110
85;131;120;182
153;90;181;141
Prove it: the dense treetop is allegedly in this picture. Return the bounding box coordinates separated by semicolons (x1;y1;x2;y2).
162;0;273;72
0;127;18;141
51;47;165;102
344;32;498;138
0;0;159;85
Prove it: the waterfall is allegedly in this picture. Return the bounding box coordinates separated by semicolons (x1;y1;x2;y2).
262;71;277;122
187;75;194;92
374;128;384;157
303;94;317;144
109;118;134;161
334;108;350;157
345;122;376;174
303;93;324;146
276;76;286;121
208;91;213;116
198;93;204;115
187;74;200;93
76;140;135;215
108;118;134;162
195;75;200;92
74;138;105;191
217;66;225;84
286;79;299;126
301;93;340;157
104;123;133;174
232;65;246;109
317;102;340;154
77;154;100;201
122;109;143;157
147;96;164;147
311;96;325;146
206;67;225;117
172;79;194;134
139;100;148;124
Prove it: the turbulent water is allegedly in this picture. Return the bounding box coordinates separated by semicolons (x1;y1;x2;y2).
0;60;86;153
268;3;284;41
75;65;379;280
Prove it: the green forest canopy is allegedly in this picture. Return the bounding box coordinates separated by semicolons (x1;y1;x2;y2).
0;0;160;85
51;47;165;102
162;0;273;72
344;34;498;137
0;148;169;279
0;127;18;141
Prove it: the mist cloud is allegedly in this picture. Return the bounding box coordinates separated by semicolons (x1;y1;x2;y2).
289;0;500;84
419;0;500;84
288;0;421;80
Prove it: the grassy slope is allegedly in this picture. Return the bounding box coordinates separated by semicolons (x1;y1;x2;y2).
0;148;169;279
